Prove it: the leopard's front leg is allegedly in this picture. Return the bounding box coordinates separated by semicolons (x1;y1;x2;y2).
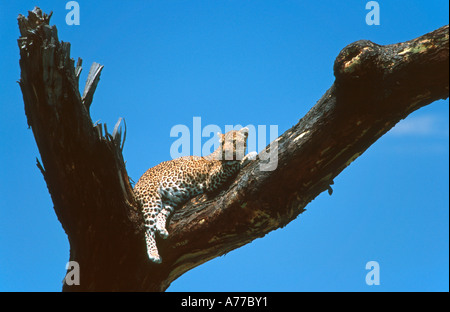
241;151;258;167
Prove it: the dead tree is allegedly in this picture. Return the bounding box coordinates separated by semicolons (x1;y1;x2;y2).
17;7;449;291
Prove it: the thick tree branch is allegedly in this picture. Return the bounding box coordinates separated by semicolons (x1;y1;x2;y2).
18;7;448;291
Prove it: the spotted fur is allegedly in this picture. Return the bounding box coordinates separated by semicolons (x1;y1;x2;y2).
134;127;256;263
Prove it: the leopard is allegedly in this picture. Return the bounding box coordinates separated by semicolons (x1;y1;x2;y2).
133;127;257;263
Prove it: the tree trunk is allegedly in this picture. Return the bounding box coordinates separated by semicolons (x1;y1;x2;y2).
17;7;449;291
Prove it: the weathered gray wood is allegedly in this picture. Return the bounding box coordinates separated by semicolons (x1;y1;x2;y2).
75;57;82;85
17;7;448;291
82;62;104;111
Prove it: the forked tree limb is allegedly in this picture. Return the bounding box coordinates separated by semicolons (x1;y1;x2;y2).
17;7;448;291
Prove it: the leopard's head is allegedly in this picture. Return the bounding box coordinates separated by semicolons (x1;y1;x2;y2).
217;127;249;161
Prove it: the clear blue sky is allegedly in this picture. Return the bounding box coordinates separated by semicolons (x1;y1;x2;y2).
0;1;448;292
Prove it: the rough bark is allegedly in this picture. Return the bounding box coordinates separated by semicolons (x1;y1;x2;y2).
17;7;449;291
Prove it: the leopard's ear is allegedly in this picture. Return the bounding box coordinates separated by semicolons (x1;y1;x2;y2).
217;132;224;143
239;127;249;135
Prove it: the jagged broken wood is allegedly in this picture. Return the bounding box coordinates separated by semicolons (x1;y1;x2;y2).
17;7;449;291
82;62;103;111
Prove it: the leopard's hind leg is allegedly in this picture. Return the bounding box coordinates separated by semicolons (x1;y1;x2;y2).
142;199;163;263
155;203;174;239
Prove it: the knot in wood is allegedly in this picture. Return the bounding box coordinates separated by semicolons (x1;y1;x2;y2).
333;40;383;83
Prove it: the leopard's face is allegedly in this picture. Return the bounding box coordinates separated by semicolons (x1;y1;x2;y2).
218;127;249;161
